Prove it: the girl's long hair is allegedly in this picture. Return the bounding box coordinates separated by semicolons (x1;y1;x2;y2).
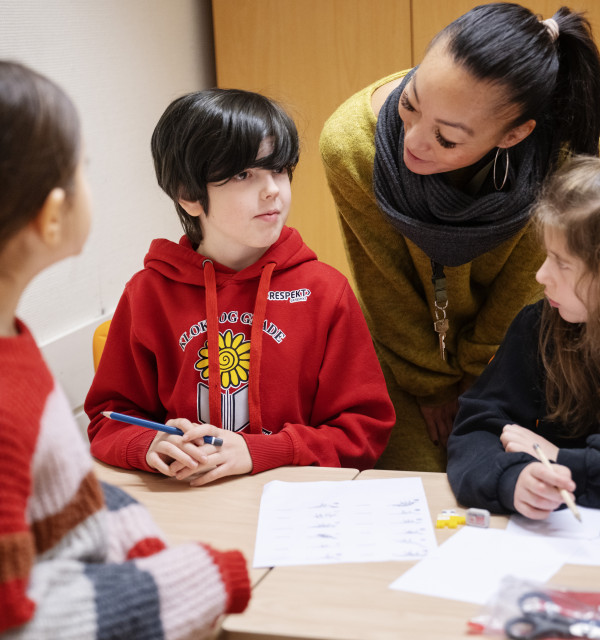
535;155;600;436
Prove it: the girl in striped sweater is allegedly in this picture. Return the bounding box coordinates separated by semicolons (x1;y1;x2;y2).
0;60;250;639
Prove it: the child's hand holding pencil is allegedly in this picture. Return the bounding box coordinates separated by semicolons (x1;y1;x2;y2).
101;412;223;478
533;443;581;522
174;424;253;487
512;446;578;521
100;411;252;486
500;423;580;522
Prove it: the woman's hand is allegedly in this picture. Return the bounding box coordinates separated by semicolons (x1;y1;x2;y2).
514;462;576;519
145;418;209;476
419;395;459;447
168;424;253;486
501;424;559;461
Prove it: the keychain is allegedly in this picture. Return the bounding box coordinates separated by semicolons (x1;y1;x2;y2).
433;301;449;361
431;260;449;361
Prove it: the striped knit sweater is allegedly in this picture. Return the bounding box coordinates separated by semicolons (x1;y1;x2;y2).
0;320;250;639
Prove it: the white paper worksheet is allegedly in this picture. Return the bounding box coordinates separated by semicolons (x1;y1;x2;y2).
507;506;600;565
253;477;437;568
389;527;566;605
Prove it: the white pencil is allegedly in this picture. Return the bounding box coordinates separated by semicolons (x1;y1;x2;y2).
533;443;581;522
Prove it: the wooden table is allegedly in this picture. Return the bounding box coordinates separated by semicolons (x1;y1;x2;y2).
93;461;359;586
95;464;600;639
220;469;599;640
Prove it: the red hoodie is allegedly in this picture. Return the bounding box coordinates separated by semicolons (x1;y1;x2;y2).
85;226;395;473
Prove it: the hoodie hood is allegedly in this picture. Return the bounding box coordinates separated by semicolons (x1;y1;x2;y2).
143;226;316;286
141;226;316;433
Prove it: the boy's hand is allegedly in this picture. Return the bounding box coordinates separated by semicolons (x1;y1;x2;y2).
501;424;559;462
145;418;208;476
169;425;252;486
514;462;576;519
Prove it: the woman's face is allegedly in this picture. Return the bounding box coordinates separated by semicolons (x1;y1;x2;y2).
398;43;534;175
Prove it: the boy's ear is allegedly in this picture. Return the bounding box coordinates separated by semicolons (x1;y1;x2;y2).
33;188;67;247
499;119;536;149
178;198;205;218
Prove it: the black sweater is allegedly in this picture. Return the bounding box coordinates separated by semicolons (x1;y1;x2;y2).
447;300;600;514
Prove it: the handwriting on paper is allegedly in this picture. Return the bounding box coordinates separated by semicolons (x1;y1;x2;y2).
253;477;437;568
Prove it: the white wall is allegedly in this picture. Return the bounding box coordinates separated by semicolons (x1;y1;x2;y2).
0;0;216;429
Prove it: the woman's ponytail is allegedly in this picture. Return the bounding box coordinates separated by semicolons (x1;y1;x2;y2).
551;7;600;156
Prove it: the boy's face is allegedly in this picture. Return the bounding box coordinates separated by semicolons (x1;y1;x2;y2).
196;138;291;270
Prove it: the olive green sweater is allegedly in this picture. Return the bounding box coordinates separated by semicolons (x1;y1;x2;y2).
320;71;544;407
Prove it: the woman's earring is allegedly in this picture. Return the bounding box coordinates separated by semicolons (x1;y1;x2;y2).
493;147;510;191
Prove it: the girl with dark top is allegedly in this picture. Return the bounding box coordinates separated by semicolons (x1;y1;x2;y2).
448;155;600;519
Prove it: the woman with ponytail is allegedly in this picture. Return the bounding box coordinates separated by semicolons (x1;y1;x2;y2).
320;3;600;472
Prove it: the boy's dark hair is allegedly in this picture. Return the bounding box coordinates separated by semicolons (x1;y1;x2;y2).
431;3;600;161
0;60;80;250
151;88;299;246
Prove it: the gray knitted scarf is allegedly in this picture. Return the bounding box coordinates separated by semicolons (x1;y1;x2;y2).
373;70;550;267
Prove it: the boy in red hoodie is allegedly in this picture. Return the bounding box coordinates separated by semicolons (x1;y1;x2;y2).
85;89;395;486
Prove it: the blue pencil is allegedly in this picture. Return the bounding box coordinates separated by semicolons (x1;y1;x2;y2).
101;411;223;446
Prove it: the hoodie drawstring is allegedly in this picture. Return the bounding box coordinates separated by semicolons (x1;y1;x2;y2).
248;262;275;433
202;259;275;434
203;260;222;429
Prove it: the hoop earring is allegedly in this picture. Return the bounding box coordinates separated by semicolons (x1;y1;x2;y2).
493;147;510;191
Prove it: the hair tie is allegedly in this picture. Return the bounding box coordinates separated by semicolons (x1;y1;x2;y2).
542;17;559;42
